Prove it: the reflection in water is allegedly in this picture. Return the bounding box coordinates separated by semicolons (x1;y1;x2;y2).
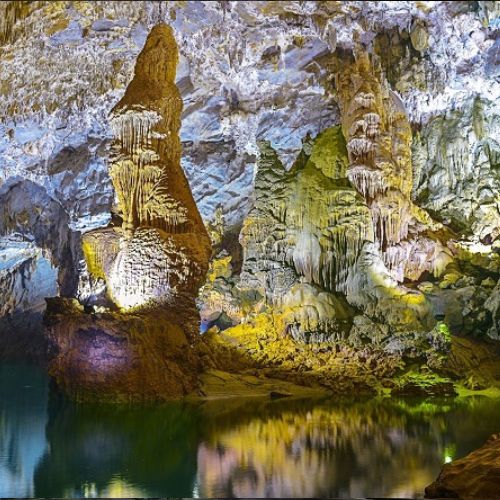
0;364;499;498
0;364;49;497
196;401;451;498
34;396;200;498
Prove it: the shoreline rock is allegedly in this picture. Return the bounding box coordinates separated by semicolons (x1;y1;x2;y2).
426;434;500;499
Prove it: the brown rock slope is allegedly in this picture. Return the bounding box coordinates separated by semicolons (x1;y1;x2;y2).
426;434;500;499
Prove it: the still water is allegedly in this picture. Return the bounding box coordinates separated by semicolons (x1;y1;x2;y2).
1;363;499;499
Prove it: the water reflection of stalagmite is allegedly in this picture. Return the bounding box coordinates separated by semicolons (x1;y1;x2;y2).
33;399;200;498
15;390;500;498
195;402;450;498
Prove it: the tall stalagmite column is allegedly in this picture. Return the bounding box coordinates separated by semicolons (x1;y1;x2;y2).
46;24;211;402
104;23;210;309
109;24;206;239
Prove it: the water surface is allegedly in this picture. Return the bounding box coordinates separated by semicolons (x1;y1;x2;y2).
1;363;499;498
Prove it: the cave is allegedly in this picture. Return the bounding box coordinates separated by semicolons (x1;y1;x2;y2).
0;1;499;499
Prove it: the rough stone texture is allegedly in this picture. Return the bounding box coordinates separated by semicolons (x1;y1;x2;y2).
329;46;452;283
237;128;364;340
0;1;498;377
45;298;200;401
485;280;500;339
0;177;80;361
45;23;210;401
1;1;497;227
0;238;57;360
425;434;500;500
413;96;500;245
0;177;79;296
0;177;80;357
109;228;208;309
202;121;440;341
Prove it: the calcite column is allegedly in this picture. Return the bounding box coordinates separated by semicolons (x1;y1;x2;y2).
332;46;452;284
45;24;211;401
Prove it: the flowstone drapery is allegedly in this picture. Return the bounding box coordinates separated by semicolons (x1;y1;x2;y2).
238;127;365;341
332;47;453;281
201;45;456;343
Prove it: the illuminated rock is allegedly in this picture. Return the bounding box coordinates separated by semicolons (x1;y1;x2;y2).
45;298;200;402
84;23;211;310
0;1;498;393
109;228;208;309
331;46;452;283
0;178;79;296
45;24;210;401
237;127;366;340
233;115;438;336
484;280;500;340
412;96;500;249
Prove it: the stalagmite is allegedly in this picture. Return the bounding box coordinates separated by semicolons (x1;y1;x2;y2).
45;23;211;402
331;45;450;290
230;43;456;340
84;23;211;309
237;127;371;340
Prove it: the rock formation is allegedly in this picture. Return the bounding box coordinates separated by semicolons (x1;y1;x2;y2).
323;46;459;332
83;23;210;310
0;178;79;360
45;298;200;402
0;1;498;400
45;23;210;401
203;48;447;343
425;434;500;499
238;127;364;341
195;30;499;395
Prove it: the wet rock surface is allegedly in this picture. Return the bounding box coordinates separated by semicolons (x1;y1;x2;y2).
45;298;200;402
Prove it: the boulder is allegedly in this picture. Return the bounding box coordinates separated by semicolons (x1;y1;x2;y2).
426;434;500;499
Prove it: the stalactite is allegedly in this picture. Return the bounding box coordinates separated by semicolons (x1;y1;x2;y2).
328;43;449;295
347;167;387;199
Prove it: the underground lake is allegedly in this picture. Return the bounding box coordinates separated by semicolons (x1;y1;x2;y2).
1;362;500;498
